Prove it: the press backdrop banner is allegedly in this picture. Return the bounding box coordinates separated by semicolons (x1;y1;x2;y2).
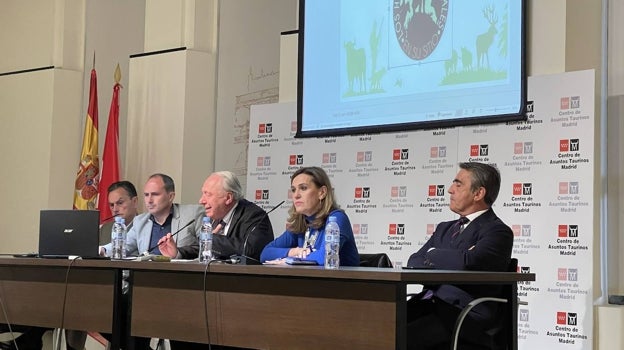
247;69;595;349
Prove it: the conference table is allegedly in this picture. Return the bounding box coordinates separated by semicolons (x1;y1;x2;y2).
127;261;534;350
0;257;124;349
0;258;534;350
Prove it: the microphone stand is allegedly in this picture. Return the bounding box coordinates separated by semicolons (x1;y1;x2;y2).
100;213;120;223
142;219;196;256
231;200;285;265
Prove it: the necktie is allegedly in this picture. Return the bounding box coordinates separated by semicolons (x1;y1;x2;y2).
212;219;224;234
451;216;469;238
220;220;228;234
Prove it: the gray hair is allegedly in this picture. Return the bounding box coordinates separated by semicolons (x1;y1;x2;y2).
214;171;243;202
458;162;501;206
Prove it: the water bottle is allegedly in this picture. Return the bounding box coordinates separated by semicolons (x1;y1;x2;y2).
198;217;213;263
324;216;340;269
111;216;127;260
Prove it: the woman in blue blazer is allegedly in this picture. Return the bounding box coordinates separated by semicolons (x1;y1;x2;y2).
261;166;359;266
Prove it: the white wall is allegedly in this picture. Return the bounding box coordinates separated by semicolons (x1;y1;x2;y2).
82;0;146;177
214;0;298;189
607;0;624;293
0;0;57;71
125;49;216;206
0;0;85;252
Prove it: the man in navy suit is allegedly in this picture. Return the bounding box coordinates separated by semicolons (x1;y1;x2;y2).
406;162;513;350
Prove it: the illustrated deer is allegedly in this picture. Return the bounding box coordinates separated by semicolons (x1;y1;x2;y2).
475;4;498;70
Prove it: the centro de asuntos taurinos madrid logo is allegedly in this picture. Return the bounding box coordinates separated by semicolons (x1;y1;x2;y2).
393;0;449;60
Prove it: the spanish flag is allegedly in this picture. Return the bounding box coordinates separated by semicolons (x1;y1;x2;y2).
97;65;122;223
73;68;99;210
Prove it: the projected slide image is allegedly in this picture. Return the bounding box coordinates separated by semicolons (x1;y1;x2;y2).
298;0;525;136
340;0;512;100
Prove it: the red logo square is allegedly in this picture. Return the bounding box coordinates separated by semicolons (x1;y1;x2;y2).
512;183;522;196
560;97;570;110
470;144;479;157
354;187;362;198
558;268;567;280
391;186;398;197
357;152;364;162
430;147;438;158
393;149;401;160
556;312;567;325
389;224;397;235
558;225;568;237
559;182;568;194
426;224;435;235
428;185;437;197
560;139;569;152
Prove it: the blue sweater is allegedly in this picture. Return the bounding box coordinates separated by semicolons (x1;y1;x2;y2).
260;209;359;266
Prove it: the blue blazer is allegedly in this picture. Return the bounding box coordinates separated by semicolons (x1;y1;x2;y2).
260;209;359;266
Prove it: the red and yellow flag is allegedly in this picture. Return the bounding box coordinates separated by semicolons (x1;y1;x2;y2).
97;65;122;223
73;68;99;210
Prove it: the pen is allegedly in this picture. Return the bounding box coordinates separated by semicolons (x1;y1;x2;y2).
143;219;196;255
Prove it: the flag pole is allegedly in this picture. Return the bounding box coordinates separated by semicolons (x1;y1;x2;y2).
73;64;99;210
97;64;123;223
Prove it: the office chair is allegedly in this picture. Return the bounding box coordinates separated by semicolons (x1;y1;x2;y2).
359;253;393;268
451;258;527;350
0;325;46;349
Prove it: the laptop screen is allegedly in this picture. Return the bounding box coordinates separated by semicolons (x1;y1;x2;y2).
38;210;100;258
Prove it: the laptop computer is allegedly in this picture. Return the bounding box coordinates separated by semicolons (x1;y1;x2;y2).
38;209;103;259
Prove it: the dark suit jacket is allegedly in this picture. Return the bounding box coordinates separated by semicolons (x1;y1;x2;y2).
211;199;275;261
407;209;513;323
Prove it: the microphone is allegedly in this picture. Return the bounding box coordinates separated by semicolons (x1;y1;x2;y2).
142;219;196;256
230;200;285;265
100;213;120;223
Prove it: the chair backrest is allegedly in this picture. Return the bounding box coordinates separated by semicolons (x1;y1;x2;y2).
508;257;518;272
359;253;393;268
452;257;520;350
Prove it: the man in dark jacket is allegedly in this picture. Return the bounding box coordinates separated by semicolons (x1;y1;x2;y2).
159;170;274;262
406;162;513;350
